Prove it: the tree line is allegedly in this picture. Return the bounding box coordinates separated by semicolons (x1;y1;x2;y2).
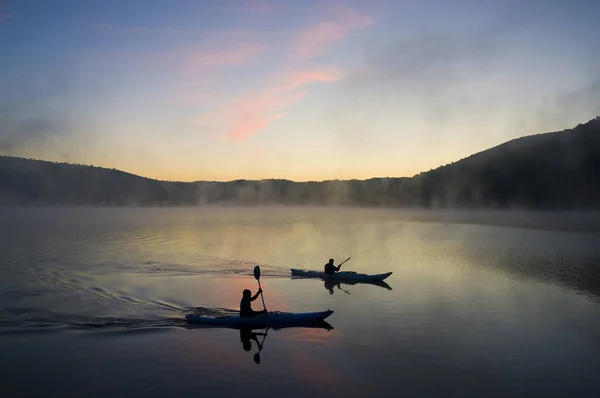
1;117;599;209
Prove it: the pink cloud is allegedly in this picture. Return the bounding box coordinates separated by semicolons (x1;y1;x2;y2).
87;21;201;34
277;67;344;91
196;67;342;141
181;42;264;70
227;112;286;141
78;41;262;74
83;19;262;69
82;20;263;78
174;79;221;88
85;21;252;44
81;4;374;143
187;5;374;140
197;90;308;141
292;6;373;61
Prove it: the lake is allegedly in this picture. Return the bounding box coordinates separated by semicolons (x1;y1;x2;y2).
1;207;599;398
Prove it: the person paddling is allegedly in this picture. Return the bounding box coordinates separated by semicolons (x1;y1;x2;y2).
240;288;267;317
324;258;343;275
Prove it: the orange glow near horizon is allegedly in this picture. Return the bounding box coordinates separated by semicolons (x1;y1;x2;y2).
2;0;598;182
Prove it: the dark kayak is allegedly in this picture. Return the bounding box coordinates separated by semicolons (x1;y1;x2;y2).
291;269;392;281
185;310;334;327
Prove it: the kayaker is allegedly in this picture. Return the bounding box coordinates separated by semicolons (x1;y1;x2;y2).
324;258;342;275
240;288;267;317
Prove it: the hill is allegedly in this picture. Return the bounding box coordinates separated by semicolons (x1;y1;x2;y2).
1;117;599;208
407;116;600;208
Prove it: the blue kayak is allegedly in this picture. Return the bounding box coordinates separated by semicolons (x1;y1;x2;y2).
185;310;333;327
291;269;392;281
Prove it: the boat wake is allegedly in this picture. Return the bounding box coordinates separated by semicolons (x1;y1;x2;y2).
0;306;191;335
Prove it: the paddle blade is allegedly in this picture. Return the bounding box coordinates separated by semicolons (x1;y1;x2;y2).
254;265;261;280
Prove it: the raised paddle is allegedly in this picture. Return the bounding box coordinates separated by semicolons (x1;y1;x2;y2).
337;256;352;270
253;265;267;312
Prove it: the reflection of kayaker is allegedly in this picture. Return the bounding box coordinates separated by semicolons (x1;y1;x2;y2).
184;321;334;364
325;278;336;294
240;327;266;351
324;279;350;295
240;327;268;364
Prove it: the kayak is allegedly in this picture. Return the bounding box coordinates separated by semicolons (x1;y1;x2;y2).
185;310;333;327
290;269;392;282
184;320;334;331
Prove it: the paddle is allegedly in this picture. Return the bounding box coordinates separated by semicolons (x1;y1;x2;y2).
333;256;351;291
337;256;352;270
253;265;267;312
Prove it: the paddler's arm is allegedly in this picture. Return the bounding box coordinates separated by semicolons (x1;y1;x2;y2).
251;288;263;301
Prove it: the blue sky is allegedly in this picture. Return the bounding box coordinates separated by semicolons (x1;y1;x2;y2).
1;0;599;181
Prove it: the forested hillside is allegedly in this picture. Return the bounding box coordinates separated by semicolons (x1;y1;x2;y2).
1;117;599;208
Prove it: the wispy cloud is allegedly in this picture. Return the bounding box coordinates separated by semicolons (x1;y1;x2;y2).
83;17;263;71
196;89;306;141
292;5;373;61
180;42;264;70
83;3;374;142
78;40;263;76
197;67;343;141
86;21;254;44
277;67;344;91
87;21;202;35
193;4;374;141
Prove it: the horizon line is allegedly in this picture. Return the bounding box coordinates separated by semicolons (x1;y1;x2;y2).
1;116;596;183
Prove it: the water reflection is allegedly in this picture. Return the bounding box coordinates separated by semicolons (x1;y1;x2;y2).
240;328;267;363
323;278;393;295
289;276;393;294
456;227;600;301
185;321;334;364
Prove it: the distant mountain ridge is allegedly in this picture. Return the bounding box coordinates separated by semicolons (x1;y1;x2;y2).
1;117;599;208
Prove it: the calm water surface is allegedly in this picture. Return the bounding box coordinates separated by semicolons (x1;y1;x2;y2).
1;207;599;398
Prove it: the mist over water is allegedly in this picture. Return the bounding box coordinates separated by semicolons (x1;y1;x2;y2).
1;207;599;397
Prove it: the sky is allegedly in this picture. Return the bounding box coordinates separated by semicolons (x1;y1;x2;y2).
1;0;599;182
